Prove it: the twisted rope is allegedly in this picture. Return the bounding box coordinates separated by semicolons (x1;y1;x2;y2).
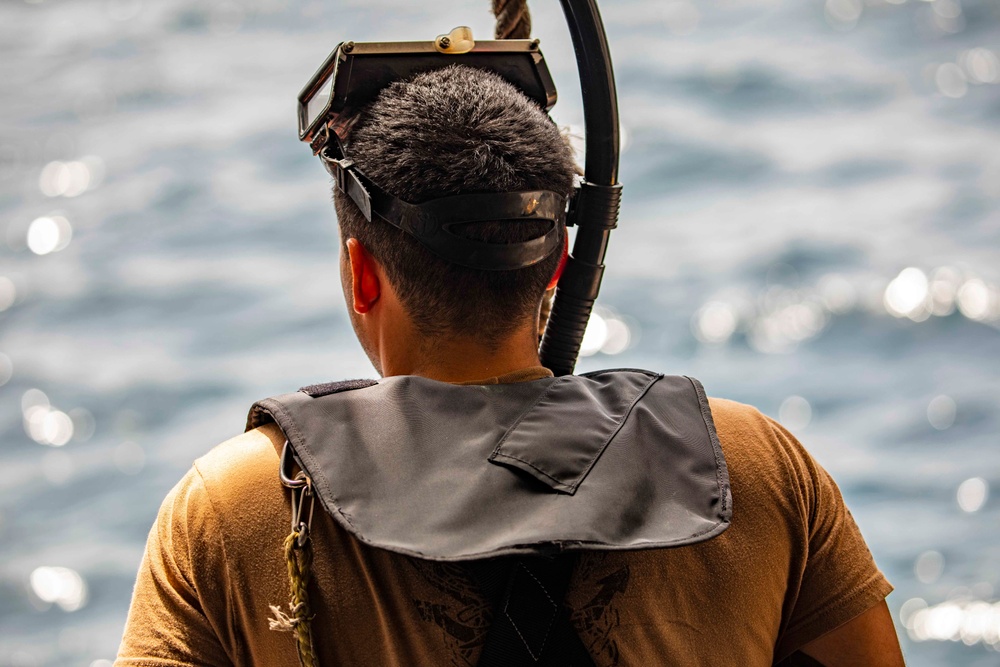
492;0;531;39
274;529;318;667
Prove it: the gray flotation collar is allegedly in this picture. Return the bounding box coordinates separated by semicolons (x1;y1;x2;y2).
247;369;731;562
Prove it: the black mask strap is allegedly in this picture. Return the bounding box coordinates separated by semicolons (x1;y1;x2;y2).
319;144;567;271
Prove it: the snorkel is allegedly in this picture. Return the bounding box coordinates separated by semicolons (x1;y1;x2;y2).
298;0;621;376
540;0;621;376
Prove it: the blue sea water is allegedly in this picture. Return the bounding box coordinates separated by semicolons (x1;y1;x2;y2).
1;0;999;664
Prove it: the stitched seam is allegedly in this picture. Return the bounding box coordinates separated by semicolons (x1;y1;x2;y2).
490;371;661;491
489;377;564;458
505;608;543;661
686;376;729;514
491;452;571;490
783;570;891;634
503;564;557;660
561;372;661;490
256;398;361;533
254;398;441;559
522;565;556;605
580;367;660;378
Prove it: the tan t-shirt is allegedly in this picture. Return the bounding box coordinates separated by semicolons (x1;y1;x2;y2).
116;373;891;667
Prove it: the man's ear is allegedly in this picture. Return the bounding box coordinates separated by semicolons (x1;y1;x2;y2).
345;238;381;314
546;233;570;291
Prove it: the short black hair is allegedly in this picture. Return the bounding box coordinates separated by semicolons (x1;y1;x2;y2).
334;65;577;344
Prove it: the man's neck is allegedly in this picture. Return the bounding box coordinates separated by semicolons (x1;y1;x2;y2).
379;326;544;384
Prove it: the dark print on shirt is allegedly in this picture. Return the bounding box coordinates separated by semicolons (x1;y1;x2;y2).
570;554;630;667
409;559;491;667
410;554;630;667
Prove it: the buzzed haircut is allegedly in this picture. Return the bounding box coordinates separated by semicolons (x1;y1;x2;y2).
334;65;577;344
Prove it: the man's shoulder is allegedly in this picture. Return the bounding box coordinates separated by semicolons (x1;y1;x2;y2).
190;422;285;508
706;395;776;445
705;395;807;479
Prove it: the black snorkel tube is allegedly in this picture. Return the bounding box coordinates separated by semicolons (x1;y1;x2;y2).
539;0;622;377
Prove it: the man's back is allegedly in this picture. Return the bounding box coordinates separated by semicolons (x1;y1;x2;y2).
115;373;890;666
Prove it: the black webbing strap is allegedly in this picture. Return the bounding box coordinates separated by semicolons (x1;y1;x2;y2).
470;555;596;666
775;652;827;667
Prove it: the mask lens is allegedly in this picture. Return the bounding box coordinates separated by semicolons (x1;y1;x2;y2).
307;73;334;131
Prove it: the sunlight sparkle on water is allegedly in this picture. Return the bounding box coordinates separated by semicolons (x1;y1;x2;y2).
579;308;635;357
961;48;1000;84
914;550;945;585
693;301;738;344
38;157;104;198
26;215;72;255
779;396;812;431
884;268;929;319
928;267;960;316
818;274;856;314
904;597;1000;648
927;395;956;430
956;279;993;321
29;566;88;612
957;477;988;513
22;389;75;447
0;275;16;312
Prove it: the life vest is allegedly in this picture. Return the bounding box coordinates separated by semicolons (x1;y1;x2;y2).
249;369;730;561
248;369;731;664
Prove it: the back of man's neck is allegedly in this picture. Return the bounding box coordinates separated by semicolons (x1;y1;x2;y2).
380;329;544;384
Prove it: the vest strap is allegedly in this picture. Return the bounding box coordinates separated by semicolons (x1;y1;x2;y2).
470;555;596;666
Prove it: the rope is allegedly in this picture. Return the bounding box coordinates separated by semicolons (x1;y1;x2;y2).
274;529;318;667
492;0;531;39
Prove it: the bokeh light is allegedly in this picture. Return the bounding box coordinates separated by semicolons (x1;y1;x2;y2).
22;389;76;447
957;477;988;513
579;307;636;357
69;408;97;442
29;566;88;612
956;279;993;321
38;157;104;198
693;301;738;345
926;395;957;430
914;550;946;585
905;598;1000;648
961;48;1000;84
779;395;812;432
0;275;16;311
885;268;929;320
26;215;73;256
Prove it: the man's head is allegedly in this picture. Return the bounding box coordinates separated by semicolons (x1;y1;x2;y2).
334;65;577;371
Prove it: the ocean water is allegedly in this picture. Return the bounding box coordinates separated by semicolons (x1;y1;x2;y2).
1;0;999;664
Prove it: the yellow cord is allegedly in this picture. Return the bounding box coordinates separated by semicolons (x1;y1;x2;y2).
284;529;318;667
